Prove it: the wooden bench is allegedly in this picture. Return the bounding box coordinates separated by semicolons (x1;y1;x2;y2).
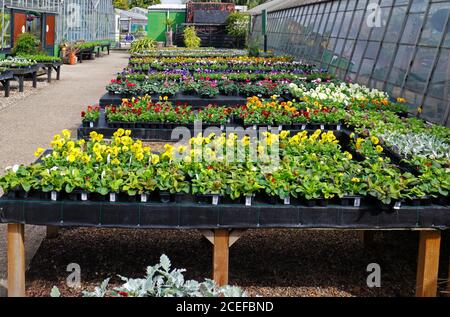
10;65;38;92
37;61;62;83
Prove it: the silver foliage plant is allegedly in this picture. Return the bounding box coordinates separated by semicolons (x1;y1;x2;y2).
50;254;246;297
379;130;450;160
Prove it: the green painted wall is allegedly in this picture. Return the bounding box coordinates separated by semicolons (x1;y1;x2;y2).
147;11;186;42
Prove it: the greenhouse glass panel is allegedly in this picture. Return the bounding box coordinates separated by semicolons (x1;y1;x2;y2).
388;44;415;86
422;96;449;126
339;10;354;39
419;2;450;46
405;47;437;94
401;14;424;44
427;48;450;100
348;10;364;39
370;5;391;41
384;6;407;43
410;0;430;12
372;43;396;81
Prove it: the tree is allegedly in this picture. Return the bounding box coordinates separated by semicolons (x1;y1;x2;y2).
113;0;129;10
129;0;160;9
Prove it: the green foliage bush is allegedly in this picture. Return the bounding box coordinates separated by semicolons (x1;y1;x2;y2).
247;37;260;57
183;26;201;48
130;38;157;54
12;33;39;55
226;12;250;38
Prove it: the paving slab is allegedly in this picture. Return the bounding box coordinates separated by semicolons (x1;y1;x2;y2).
0;51;129;296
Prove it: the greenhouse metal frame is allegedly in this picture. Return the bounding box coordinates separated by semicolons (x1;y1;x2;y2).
250;0;450;126
58;0;115;42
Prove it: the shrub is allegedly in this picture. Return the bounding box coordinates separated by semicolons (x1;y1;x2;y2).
226;12;250;38
130;38;156;54
13;32;39;55
183;26;201;48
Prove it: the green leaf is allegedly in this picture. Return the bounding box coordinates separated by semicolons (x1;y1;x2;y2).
160;254;171;272
50;286;61;297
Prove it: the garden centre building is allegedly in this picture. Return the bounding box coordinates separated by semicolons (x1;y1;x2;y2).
0;0;115;55
249;0;450;127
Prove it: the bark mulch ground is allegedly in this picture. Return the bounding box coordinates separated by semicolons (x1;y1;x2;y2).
25;228;450;297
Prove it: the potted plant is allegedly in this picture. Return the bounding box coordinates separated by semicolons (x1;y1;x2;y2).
165;17;175;47
66;44;79;65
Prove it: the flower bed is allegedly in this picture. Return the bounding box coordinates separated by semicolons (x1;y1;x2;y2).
88;96;346;130
2;126;449;208
131;47;250;58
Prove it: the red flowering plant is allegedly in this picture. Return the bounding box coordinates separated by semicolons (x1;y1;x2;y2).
197;105;232;124
106;79;140;95
195;79;219;98
105;98;195;124
238;80;276;97
81;105;101;125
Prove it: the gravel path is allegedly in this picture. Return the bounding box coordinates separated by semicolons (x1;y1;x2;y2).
0;51;129;296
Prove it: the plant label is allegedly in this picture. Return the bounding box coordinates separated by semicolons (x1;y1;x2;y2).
301;124;306;130
141;194;147;203
354;197;361;207
268;125;272;130
81;193;88;201
278;125;282;131
245;196;252;206
337;124;341;131
51;191;57;201
253;125;257;130
394;201;401;210
212;195;219;206
320;124;325;130
284;197;290;205
110;193;116;202
89;122;94;128
220;124;224;131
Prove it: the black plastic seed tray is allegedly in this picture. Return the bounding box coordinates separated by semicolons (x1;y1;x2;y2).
0;197;449;229
99;92;247;108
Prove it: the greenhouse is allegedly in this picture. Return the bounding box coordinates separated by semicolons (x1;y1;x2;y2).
249;0;450;127
0;0;115;55
0;0;449;303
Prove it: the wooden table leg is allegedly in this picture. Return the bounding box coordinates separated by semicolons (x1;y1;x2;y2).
359;231;375;248
8;224;25;297
1;79;10;97
213;229;229;286
416;230;441;297
32;72;37;88
47;67;52;83
18;76;24;92
46;225;59;239
447;261;450;297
